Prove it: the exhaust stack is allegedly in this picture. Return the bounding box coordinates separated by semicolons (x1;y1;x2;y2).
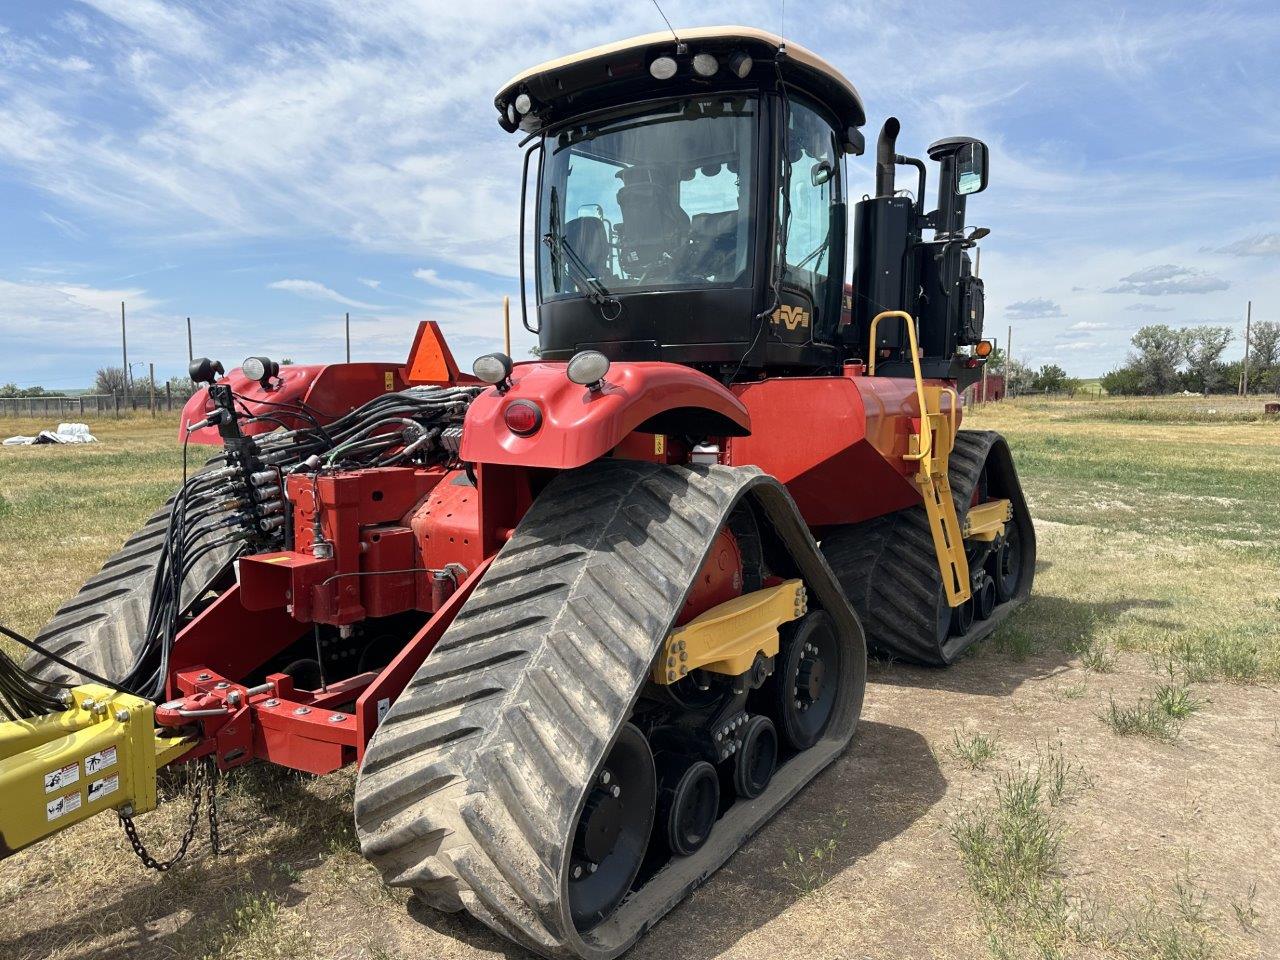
875;117;901;198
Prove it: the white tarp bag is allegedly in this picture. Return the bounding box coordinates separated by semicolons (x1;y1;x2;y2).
3;422;98;446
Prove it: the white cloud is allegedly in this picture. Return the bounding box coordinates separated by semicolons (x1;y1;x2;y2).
1005;298;1064;320
357;277;381;289
77;0;211;58
1217;233;1280;257
267;279;383;310
1105;264;1230;296
1125;303;1174;312
413;268;486;299
1068;320;1107;331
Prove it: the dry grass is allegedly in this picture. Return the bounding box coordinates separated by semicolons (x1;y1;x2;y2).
1;395;1277;960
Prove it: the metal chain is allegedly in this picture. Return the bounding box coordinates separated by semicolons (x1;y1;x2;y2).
119;757;220;871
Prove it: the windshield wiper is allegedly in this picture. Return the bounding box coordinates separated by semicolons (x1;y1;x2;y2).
542;231;620;318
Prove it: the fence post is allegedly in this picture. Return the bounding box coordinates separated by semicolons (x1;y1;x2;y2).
113;392;120;419
166;382;172;412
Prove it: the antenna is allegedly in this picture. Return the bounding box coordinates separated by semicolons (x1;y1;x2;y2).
649;0;680;45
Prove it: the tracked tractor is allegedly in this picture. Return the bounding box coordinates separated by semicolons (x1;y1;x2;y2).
1;26;1033;960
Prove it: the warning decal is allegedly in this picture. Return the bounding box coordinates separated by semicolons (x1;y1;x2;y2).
88;774;120;803
46;791;83;821
85;746;117;774
44;762;79;794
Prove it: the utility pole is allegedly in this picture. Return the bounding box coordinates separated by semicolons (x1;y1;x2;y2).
1240;300;1252;397
186;317;193;364
121;301;130;390
345;312;351;363
1006;324;1013;397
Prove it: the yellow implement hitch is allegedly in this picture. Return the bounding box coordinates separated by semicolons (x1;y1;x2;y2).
0;684;191;858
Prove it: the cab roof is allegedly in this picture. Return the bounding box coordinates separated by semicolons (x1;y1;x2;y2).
495;26;866;135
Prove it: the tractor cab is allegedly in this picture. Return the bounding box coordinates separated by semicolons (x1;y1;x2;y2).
495;26;991;388
496;27;865;378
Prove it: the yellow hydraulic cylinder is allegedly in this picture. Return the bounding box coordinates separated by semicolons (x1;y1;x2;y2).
0;684;191;858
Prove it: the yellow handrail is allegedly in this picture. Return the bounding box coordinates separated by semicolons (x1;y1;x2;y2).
868;310;931;463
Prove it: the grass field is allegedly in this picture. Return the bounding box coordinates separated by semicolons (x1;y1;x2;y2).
0;398;1277;960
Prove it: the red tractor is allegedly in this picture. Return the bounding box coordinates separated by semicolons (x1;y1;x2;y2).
5;27;1033;960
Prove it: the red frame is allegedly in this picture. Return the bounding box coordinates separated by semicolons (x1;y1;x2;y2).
161;324;962;775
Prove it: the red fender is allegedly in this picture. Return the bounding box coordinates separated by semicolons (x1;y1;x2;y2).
460;361;751;469
180;363;409;444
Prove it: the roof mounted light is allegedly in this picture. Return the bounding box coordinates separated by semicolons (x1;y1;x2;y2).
649;55;678;80
514;93;532;115
473;352;514;392
189;357;224;385
692;53;719;77
505;102;518;125
566;350;610;390
728;51;753;79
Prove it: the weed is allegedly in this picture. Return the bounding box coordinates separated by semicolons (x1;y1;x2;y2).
1035;740;1092;805
1154;684;1204;721
779;809;848;896
950;728;1000;770
1055;682;1088;700
1101;684;1201;743
1230;883;1259;933
1080;639;1118;673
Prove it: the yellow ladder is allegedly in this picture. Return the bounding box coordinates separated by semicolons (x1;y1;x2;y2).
869;311;970;606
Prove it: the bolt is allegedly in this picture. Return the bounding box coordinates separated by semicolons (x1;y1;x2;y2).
81;698;96;712
114;708;130;723
599;771;611;786
610;785;620;798
588;863;598;874
571;865;583;879
293;706;311;716
227;691;242;707
57;689;74;708
214;681;230;690
119;804;135;817
795;699;803;709
328;714;347;723
263;698;280;708
197;672;212;681
715;732;723;742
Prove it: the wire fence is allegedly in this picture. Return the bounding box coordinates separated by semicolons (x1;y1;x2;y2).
0;387;198;419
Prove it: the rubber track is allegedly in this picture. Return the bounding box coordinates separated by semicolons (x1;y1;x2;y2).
354;460;865;960
820;429;1036;665
24;470;238;685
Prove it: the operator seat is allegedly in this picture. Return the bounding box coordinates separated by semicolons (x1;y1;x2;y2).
615;166;689;272
562;216;610;279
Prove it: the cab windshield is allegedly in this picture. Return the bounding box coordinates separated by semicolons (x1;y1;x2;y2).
538;95;758;300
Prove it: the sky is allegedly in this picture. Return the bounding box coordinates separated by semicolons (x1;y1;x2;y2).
0;0;1278;389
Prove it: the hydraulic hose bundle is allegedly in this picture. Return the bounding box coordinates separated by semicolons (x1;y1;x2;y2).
4;384;480;702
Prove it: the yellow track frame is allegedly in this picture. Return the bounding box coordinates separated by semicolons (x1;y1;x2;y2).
869;311;972;605
652;579;808;684
0;684;191;858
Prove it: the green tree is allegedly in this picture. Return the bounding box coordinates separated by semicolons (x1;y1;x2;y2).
1032;363;1068;393
1100;365;1143;395
94;366;129;395
1247;320;1279;393
1128;325;1186;394
1183;325;1233;395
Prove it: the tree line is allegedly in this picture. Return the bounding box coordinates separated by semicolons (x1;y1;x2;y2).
1100;322;1278;396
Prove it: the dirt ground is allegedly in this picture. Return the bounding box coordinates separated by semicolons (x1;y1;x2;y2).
1;399;1277;960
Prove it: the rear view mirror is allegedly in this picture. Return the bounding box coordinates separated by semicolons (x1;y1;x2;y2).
956;141;988;195
811;160;833;187
576;203;606;220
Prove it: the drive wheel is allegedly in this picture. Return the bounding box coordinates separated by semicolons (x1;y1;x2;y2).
994;523;1024;603
568;723;657;932
776;611;841;751
733;715;778;800
659;760;719;857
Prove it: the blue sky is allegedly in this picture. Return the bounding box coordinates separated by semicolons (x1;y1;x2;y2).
1;0;1277;388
